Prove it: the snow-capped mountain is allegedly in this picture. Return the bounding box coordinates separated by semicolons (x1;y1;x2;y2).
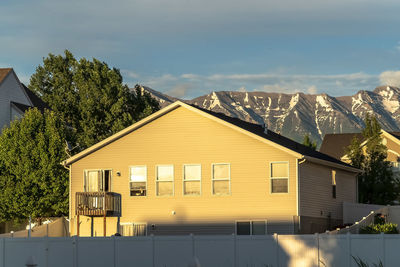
139;85;400;145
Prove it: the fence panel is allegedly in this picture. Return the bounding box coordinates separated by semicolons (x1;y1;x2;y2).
236;236;276;267
194;235;234;267
47;238;74;267
154;236;193;267
278;235;318;267
4;238;47;267
77;237;115;267
319;234;349;267
116;236;153;267
350;235;384;266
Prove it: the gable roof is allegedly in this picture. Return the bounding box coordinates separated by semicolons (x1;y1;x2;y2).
320;131;400;160
62;101;359;172
0;68;12;85
21;84;49;112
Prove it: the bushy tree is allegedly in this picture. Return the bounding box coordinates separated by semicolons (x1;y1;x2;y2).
346;114;400;204
302;134;317;150
29;50;159;150
0;109;70;221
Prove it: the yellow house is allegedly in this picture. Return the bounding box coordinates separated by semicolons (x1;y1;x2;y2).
63;101;360;237
320;130;400;170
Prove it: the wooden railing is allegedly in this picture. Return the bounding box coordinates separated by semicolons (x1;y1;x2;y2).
76;192;121;217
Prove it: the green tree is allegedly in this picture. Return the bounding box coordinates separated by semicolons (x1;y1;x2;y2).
29;50;159;150
302;134;317;150
0;109;70;221
346;114;400;204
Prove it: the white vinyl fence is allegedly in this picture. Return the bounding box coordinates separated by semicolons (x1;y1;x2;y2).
0;234;399;267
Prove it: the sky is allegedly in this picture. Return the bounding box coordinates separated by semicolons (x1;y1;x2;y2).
1;0;400;99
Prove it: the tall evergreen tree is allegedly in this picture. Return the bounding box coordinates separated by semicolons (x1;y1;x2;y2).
346;114;400;204
302;134;317;150
0;109;70;221
29;50;160;150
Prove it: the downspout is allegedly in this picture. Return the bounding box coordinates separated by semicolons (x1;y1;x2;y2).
297;158;307;233
62;162;72;236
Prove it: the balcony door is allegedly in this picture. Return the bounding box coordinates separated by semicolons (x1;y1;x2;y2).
84;170;112;192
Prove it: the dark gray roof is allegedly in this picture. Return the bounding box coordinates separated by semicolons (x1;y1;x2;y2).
21;84;49;112
190;105;356;169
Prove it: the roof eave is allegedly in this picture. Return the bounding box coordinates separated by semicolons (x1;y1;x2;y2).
303;155;361;173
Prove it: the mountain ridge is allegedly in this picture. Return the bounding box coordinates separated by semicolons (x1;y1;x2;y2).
138;85;400;146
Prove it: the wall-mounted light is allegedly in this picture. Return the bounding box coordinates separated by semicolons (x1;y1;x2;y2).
116;171;121;176
171;210;176;215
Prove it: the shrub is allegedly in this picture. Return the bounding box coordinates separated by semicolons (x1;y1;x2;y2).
360;223;399;234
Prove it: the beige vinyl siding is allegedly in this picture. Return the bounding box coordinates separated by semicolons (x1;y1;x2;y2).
385;137;400;162
299;161;357;220
70;106;298;236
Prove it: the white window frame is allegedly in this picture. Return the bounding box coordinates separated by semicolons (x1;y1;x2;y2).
119;222;148;236
183;164;202;196
211;163;231;196
129;165;147;197
155;165;174;197
235;220;268;235
83;169;113;192
270;161;289;194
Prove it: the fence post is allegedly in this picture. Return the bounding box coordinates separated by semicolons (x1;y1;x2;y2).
381;233;385;266
73;236;78;267
315;233;320;267
274;233;279;267
191;233;195;259
232;233;237;267
1;238;5;267
45;236;49;267
113;235;117;267
151;234;155;267
347;232;351;267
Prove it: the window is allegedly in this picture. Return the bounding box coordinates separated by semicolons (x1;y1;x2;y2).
236;221;267;235
120;223;147;236
332;170;336;199
84;170;112;192
212;164;230;195
156;165;174;196
270;162;289;193
130;166;147;196
183;164;201;195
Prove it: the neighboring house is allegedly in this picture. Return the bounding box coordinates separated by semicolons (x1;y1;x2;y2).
0;68;47;132
320;130;400;172
63;101;360;237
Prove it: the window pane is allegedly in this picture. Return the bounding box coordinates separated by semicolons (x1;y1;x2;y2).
131;166;146;182
120;224;134;236
237;222;251;235
184;165;201;180
252;221;266;235
87;171;100;192
213;180;229;195
157;166;174;181
157;181;173;196
184;181;200;195
213;164;230;180
271;163;288;178
271;179;288;193
130;182;146;196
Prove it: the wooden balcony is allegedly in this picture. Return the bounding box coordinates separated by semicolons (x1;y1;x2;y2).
76;192;121;217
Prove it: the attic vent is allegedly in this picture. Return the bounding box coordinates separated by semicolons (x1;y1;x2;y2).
262;123;268;134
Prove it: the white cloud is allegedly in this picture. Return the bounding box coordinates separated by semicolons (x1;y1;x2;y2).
307;85;318;94
166;84;191;98
125;71;381;98
379;70;400;87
